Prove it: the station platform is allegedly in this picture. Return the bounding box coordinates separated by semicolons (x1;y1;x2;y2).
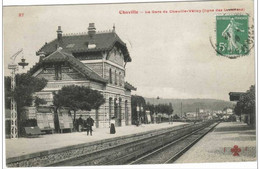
176;122;256;163
5;122;187;159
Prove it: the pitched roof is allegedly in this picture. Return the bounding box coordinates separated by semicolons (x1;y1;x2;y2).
29;48;107;84
125;81;137;91
37;31;131;62
229;92;246;101
229;92;246;96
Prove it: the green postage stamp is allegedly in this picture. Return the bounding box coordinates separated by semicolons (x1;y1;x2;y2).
216;15;249;57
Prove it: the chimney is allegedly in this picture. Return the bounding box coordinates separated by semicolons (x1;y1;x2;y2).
88;23;96;37
113;24;115;32
88;23;96;49
38;51;46;61
57;26;63;41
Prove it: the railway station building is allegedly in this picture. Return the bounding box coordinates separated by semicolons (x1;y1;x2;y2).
27;23;136;130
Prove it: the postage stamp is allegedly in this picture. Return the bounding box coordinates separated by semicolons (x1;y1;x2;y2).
216;15;249;57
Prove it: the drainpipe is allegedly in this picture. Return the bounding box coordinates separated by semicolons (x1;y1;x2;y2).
102;52;106;78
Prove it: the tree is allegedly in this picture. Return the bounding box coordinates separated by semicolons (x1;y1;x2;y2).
131;95;146;124
145;102;155;115
34;96;47;107
169;103;174;116
234;101;243;118
145;102;174;123
5;73;48;136
234;85;255;125
145;102;155;123
173;114;180;119
53;85;105;129
154;103;174;115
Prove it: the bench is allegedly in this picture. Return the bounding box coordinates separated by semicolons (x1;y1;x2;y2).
24;126;45;138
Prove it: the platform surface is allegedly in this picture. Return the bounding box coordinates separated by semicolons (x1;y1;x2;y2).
176;122;256;163
5;122;187;159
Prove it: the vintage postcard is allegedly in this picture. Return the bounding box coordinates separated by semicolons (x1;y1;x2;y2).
3;0;256;169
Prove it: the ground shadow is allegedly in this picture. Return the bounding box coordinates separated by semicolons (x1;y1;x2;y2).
221;135;256;142
213;130;256;136
207;146;256;159
213;123;255;133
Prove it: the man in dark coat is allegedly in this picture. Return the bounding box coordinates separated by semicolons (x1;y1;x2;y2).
86;115;94;136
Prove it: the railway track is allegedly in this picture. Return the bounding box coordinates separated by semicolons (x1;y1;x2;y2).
127;122;219;165
48;121;218;166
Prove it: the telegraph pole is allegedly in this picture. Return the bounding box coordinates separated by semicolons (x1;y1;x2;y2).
8;49;28;139
181;102;182;118
9;65;18;138
196;108;198;121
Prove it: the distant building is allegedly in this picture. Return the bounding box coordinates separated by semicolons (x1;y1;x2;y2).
185;109;213;121
198;111;209;121
226;108;233;115
28;23;136;129
185;112;197;120
216;110;223;114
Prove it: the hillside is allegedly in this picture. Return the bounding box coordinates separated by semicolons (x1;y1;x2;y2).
144;98;235;116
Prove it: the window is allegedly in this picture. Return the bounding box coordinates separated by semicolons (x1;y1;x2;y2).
114;99;118;118
54;65;62;80
115;70;117;85
119;72;122;86
109;68;112;84
66;44;75;48
125;100;128;125
109;98;112;121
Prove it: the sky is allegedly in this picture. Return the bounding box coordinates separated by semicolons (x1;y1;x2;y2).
3;0;255;101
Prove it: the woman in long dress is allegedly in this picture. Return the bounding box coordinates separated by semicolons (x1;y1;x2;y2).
222;18;244;54
110;117;116;134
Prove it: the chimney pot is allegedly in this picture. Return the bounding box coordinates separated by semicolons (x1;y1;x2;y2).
89;23;95;28
88;23;96;37
113;24;115;32
57;26;63;42
38;51;46;61
57;26;62;34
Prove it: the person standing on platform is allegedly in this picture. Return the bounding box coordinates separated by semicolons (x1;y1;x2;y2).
170;115;173;124
110;117;116;134
78;115;83;132
86;115;94;136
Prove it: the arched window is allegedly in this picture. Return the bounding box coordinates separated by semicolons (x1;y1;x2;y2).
114;98;118;118
109;98;112;121
119;72;122;86
125;100;128;125
115;70;117;85
118;98;122;126
54;65;62;80
109;68;112;84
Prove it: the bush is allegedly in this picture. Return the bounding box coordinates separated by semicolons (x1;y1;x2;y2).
5;120;11;138
228;115;237;122
20;119;37;136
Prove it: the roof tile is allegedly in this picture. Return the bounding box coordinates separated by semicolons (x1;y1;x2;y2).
30;49;107;84
37;32;131;62
125;81;137;91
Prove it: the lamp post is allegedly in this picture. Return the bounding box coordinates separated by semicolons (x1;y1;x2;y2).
8;49;28;139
